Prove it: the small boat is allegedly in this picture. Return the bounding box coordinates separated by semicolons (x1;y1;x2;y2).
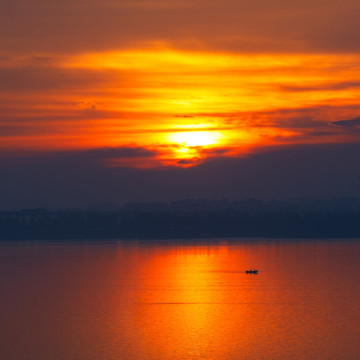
245;269;258;274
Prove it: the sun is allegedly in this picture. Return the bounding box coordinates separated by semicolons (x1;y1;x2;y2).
167;130;223;147
162;130;225;165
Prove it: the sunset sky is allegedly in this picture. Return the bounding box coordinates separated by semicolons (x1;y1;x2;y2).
1;0;360;208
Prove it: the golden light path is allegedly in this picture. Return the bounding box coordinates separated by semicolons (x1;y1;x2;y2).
2;47;360;167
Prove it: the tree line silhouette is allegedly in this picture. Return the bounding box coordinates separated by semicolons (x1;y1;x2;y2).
1;197;360;240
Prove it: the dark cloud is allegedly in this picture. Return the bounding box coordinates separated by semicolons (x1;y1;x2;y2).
2;146;158;163
332;117;360;128
70;146;159;160
201;148;230;155
177;159;199;165
0;125;29;136
219;106;360;141
0;66;122;92
279;82;360;93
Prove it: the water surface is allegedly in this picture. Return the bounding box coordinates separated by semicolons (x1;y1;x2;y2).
1;238;360;359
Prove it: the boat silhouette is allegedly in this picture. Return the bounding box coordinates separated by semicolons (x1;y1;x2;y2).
245;269;258;274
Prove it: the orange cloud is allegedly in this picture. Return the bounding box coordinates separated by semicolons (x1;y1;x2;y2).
1;48;360;167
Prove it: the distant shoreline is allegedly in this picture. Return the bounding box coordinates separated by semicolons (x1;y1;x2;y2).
1;227;360;241
1;208;360;241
